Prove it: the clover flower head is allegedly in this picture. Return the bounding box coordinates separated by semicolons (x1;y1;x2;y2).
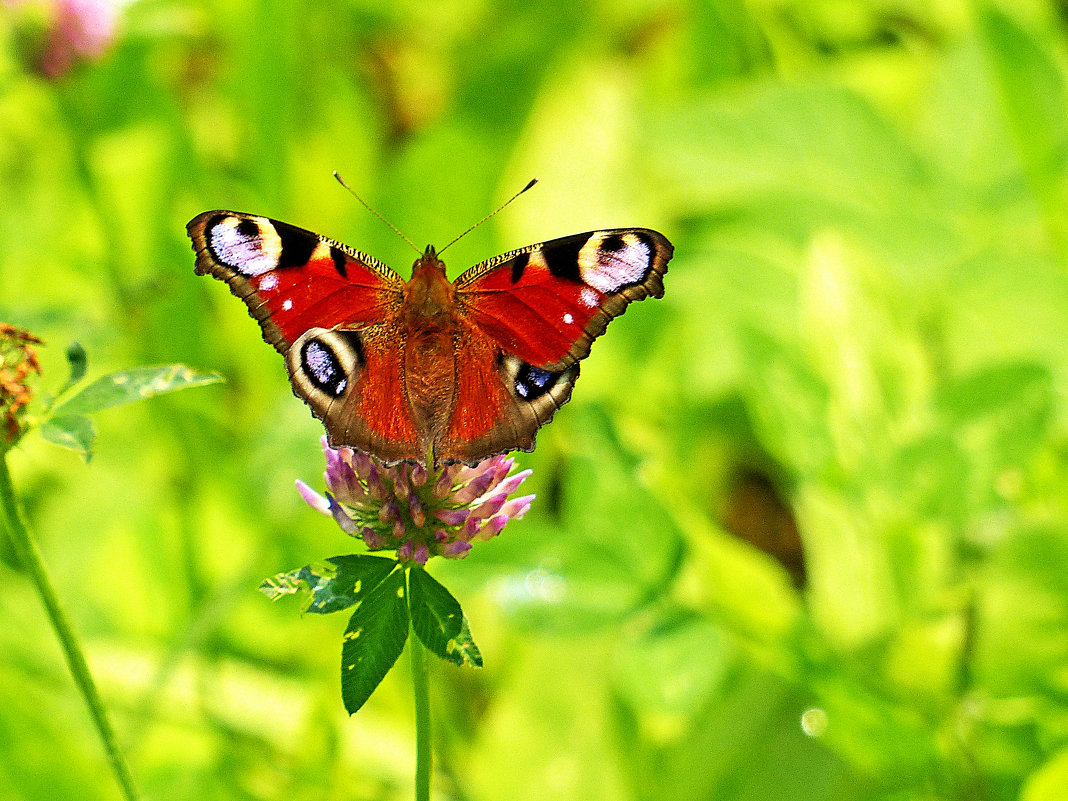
297;437;535;565
0;323;43;444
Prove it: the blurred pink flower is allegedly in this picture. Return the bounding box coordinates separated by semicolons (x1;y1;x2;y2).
6;0;123;77
297;437;535;565
45;0;120;76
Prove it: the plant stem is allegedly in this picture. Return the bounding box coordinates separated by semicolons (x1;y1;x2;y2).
410;621;432;801
0;451;139;801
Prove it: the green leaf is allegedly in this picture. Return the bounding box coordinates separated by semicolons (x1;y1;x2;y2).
409;567;481;667
978;525;1068;692
39;415;95;461
890;434;972;524
408;567;462;642
340;566;409;715
646;84;957;273
259;554;398;615
449;617;483;668
50;365;222;418
612;608;732;724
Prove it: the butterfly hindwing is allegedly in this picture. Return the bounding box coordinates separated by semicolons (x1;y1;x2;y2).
436;331;579;464
286;324;424;463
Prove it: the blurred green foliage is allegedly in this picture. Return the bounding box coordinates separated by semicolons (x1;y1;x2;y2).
2;0;1068;799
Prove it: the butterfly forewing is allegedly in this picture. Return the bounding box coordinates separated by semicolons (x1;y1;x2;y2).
454;228;672;370
187;211;404;352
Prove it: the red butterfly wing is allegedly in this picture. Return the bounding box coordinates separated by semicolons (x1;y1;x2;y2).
188;211;423;461
433;229;672;463
454;229;672;369
280;322;423;463
436;324;580;464
187;211;403;352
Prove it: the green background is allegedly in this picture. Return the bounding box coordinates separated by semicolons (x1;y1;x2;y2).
3;0;1068;798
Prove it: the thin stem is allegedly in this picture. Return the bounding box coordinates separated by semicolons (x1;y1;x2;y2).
410;619;432;801
0;451;140;801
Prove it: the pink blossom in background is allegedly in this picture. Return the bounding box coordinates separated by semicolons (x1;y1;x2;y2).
5;0;124;77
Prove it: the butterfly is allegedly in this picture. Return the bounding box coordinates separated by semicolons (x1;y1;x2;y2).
187;209;672;466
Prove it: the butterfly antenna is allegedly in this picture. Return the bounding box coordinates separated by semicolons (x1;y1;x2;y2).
333;171;422;255
437;177;539;255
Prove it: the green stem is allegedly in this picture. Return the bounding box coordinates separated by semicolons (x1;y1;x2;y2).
0;451;139;801
410;621;432;801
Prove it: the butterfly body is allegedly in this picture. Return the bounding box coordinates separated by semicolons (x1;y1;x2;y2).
398;249;462;446
188;210;672;466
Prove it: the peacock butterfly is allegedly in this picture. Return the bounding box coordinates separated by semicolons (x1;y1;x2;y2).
187;205;672;466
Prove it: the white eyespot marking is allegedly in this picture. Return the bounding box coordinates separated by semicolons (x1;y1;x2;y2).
579;233;652;293
209;218;281;276
282;299;293;311
563;313;574;325
506;360;557;402
305;342;335;385
289;328;362;404
579;287;599;308
258;274;278;292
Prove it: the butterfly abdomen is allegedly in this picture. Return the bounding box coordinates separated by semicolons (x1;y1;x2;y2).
403;323;458;441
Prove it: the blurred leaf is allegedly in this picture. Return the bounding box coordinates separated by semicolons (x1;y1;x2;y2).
651;84;929;202
611;650;857;801
1022;746;1068;801
340;566;409;715
646;83;960;277
796;485;898;647
799;232;930;435
978;4;1068;254
977;525;1068;695
741;327;832;478
259;554;398;615
39;414;94;461
889;434;972;523
936;361;1053;475
918;40;1019;190
49;365;222;418
612;608;732;723
409;566;481;667
806;667;942;781
940;252;1068;432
